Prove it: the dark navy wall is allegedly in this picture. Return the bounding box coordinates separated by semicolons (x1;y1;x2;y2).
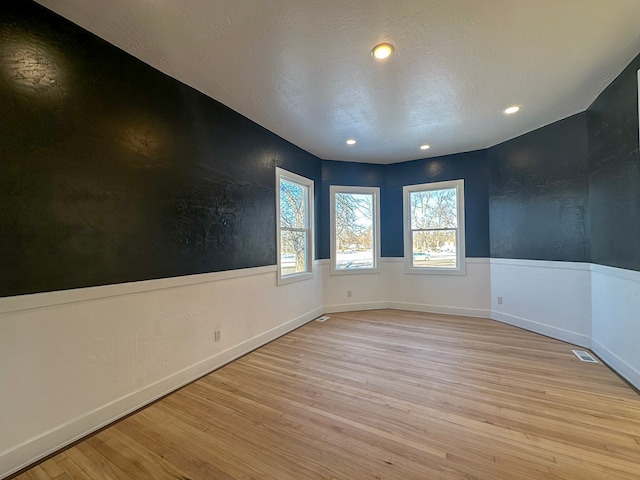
488;113;590;262
588;53;640;272
0;1;321;297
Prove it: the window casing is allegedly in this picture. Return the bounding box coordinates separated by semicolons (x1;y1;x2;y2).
403;179;465;275
330;185;380;275
276;168;314;285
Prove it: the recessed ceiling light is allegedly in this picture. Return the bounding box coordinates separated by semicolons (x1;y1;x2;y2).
504;105;521;115
346;139;356;145
420;144;430;150
372;43;394;60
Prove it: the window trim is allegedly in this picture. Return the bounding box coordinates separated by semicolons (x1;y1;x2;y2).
403;179;466;275
276;167;314;285
330;185;381;275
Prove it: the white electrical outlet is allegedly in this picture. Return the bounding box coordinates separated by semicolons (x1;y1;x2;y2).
497;296;503;305
214;330;221;342
347;291;352;298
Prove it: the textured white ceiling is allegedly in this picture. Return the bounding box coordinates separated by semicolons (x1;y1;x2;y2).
35;0;640;164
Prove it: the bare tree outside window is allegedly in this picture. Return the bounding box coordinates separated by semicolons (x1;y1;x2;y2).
276;168;314;285
410;187;457;267
330;186;380;273
335;192;374;269
280;179;308;275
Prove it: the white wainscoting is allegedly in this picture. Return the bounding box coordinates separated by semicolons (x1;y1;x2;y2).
321;258;491;318
490;258;592;348
321;259;390;313
0;265;323;479
591;264;640;391
388;258;492;318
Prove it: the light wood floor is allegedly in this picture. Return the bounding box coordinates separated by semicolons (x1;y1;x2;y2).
14;310;640;480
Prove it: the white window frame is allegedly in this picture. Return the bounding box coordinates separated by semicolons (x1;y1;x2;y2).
330;185;381;275
403;179;466;275
276;167;314;285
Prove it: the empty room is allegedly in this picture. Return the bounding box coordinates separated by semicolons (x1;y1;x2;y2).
2;1;640;479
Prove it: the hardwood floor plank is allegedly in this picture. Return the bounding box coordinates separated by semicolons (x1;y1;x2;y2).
71;442;131;480
13;309;640;480
18;466;52;480
59;446;123;480
123;409;284;480
54;456;106;480
37;459;64;480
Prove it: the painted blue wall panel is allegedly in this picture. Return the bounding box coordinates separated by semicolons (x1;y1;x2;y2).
588;53;640;272
489;113;590;262
0;1;322;297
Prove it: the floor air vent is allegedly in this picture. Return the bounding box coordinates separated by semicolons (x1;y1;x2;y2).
572;350;598;363
316;315;330;322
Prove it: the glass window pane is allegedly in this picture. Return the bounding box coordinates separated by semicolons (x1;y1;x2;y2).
412;230;457;268
280;180;307;229
335;193;374;270
280;230;307;275
410;188;457;229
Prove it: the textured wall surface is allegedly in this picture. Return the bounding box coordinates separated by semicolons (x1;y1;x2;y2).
384;150;490;258
0;1;321;297
588;53;640;272
489;113;589;262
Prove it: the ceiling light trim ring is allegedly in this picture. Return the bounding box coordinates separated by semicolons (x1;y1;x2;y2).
372;43;394;60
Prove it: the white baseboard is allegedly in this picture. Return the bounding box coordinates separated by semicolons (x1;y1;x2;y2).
324;301;491;320
0;307;322;479
388;301;491;319
491;310;591;349
592;340;640;392
323;301;389;314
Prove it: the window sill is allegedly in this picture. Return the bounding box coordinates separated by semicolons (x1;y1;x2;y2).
330;266;381;276
404;261;466;276
277;271;314;285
